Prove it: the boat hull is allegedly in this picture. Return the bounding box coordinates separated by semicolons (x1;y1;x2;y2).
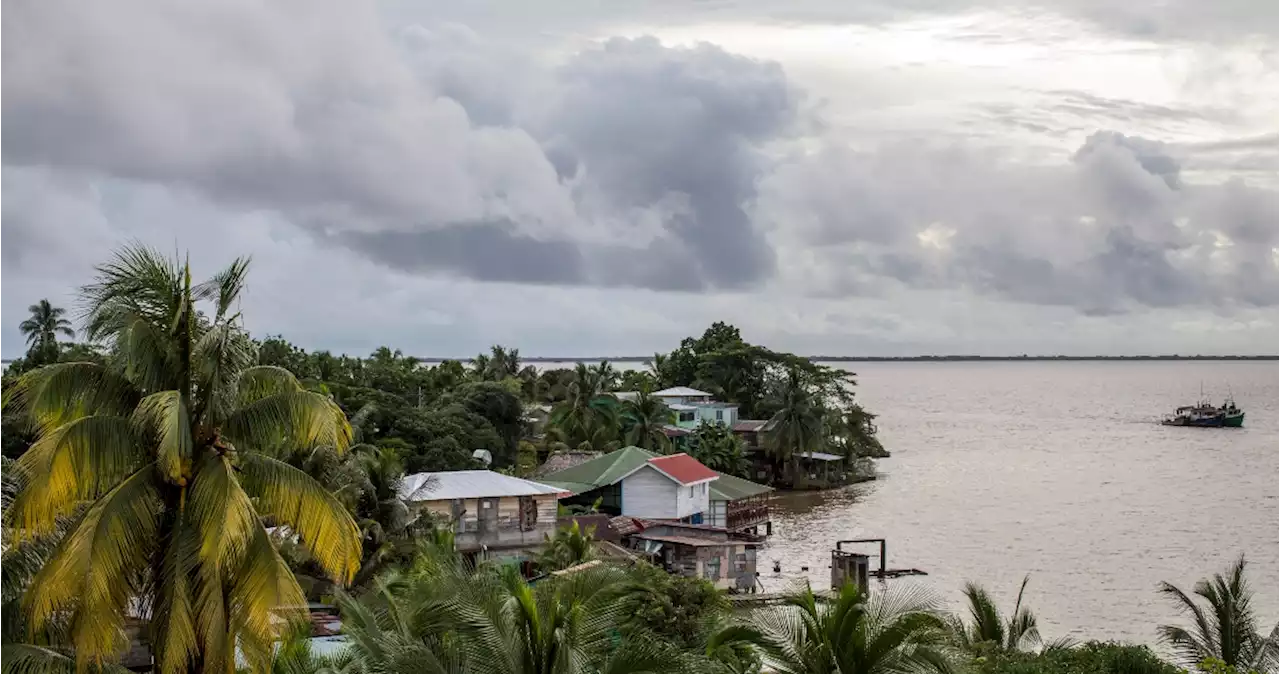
1161;413;1244;428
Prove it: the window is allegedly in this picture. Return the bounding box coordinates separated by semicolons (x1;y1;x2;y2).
679;411;695;422
688;486;694;498
715;409;723;421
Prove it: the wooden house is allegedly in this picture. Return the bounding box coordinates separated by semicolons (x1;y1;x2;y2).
614;517;763;591
399;470;568;563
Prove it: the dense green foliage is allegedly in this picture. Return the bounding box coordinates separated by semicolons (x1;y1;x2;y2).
967;643;1181;674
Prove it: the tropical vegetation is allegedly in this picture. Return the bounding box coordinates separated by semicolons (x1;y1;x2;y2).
2;247;1276;674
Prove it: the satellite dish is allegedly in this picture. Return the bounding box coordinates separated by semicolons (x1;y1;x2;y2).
472;449;493;466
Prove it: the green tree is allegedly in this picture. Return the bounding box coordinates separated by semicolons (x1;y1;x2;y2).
689;422;747;477
536;521;596;572
949;575;1068;654
765;368;825;482
744;582;952;674
339;544;682;674
3;246;362;672
621;390;674;453
1158;556;1278;674
18;299;75;366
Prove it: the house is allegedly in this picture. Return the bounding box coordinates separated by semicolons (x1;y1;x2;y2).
399;470;568;562
703;472;772;533
538;446;772;534
613;387;742;431
618;453;718;522
613;517;762;591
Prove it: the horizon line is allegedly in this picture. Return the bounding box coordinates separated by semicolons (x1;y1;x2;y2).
3;354;1276;365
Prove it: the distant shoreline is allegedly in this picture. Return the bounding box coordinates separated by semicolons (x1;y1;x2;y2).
4;354;1275;366
398;355;1278;364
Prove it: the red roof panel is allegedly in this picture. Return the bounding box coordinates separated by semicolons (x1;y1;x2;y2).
646;453;719;485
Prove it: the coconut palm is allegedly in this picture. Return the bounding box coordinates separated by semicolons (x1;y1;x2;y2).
948;575;1068;654
536;521;596;572
339;544;682;674
1158;556;1279;674
766;368;825;481
19;299;76;365
689;423;747;476
621;390;674;453
547;365;621;449
745;581;953;674
2;246;361;673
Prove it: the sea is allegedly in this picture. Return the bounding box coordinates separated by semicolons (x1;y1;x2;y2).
765;360;1278;647
542;359;1279;646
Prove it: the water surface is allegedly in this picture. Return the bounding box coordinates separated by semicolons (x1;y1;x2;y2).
760;361;1278;646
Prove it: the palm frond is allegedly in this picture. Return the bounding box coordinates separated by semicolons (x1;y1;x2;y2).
0;643;131;674
222;390;352;456
132;391;192;484
236;365;305;406
239;453;362;584
80;243;183;342
7;416;145;539
192;321;255;427
150;511;200;674
24;464;160;668
192;255;251;321
2;363;140;433
228;526;310;674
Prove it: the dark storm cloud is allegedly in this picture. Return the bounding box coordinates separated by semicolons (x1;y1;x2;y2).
2;0;796;292
339;221;589;285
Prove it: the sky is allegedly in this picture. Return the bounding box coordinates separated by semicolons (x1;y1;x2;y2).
2;0;1277;358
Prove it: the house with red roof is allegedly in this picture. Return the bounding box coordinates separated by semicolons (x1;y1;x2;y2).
615;453;719;523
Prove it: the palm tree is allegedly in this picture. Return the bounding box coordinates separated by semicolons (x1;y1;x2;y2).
689;423;746;476
646;353;668;386
589;360;618;393
18;299;75;365
1159;556;1279;673
949;575;1066;654
3;246;361;673
536;521;596;572
547;365;621;449
622;390;674;453
746;581;953;674
767;368;825;482
339;544;682;674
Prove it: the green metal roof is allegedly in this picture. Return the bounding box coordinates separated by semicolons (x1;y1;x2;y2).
538;446;772;502
536;446;658;494
708;471;773;501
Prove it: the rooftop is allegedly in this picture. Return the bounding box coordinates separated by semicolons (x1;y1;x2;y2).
799;451;844;462
653;386;714;398
642;453;720;486
731;419;773;433
538;446;771;501
399;470;568;501
709;471;773;501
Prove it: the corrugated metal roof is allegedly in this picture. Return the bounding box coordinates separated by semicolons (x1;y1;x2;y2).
653;386;713;397
534;446;658;493
399;470;568;501
799;451;843;462
709;472;773;501
631;534;738;548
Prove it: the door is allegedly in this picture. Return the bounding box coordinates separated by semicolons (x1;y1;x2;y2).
478;498;498;534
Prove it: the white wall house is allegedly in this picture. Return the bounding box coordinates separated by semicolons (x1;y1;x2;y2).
617;454;719;523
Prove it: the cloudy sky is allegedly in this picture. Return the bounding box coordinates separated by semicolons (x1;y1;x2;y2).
3;0;1277;358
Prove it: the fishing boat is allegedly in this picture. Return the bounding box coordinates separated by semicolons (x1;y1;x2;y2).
1161;389;1245;428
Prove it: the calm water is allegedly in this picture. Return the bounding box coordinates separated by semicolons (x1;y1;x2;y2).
760;361;1278;646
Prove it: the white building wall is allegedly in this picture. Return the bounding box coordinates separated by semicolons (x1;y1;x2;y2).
674;479;711;519
621;466;679;519
707;499;728;527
